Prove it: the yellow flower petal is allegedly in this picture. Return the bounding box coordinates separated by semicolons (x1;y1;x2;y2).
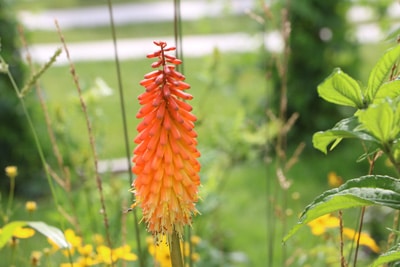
78;244;93;257
13;227;35;239
64;229;82;248
307;214;340;236
343;228;380;253
96;245;117;264
25;201;37;212
113;245;137;261
328;172;343;188
5;166;17;179
190;235;201;245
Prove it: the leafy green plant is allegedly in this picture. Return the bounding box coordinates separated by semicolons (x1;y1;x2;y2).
284;44;400;266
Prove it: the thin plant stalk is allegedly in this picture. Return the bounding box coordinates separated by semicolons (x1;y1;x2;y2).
353;149;379;266
5;175;15;223
55;20;114;265
18;25;67;179
18;26;83;235
173;0;184;70
105;1;144;266
338;210;347;267
273;3;292;266
10;243;17;266
353;207;366;267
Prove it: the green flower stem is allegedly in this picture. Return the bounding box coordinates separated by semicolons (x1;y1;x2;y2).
5;176;15;223
10;241;17;266
170;230;184;267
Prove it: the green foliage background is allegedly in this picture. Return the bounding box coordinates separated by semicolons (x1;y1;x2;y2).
0;0;44;195
284;0;360;141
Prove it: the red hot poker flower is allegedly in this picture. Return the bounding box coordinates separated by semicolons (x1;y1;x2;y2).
132;41;201;238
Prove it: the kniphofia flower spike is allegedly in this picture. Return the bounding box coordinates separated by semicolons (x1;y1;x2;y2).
132;41;201;238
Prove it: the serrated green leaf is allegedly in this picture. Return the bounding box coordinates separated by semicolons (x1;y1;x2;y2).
357;101;397;143
313;117;377;154
374;80;400;101
27;221;69;249
0;221;27;249
283;175;400;243
366;45;400;103
317;68;364;108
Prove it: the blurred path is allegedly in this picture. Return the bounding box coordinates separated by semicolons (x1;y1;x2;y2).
18;0;254;30
19;1;400;65
24;32;282;65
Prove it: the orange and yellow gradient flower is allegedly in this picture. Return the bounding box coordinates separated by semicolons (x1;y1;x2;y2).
132;41;201;238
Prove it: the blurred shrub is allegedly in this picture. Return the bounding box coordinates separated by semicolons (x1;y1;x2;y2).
0;0;44;196
272;0;360;143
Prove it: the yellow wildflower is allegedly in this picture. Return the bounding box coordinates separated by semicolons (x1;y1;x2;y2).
0;226;35;239
342;227;380;253
12;226;35;239
147;235;200;266
328;172;343;188
148;237;171;267
307;214;340;235
30;251;42;266
0;226;35;248
96;245;137;265
190;235;201;245
60;256;98;267
78;244;93;257
191;252;200;262
112;245;138;261
48;229;80;255
25;201;37;213
5;166;17;179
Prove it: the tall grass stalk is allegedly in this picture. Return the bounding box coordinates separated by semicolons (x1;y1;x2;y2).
55;20;114;265
173;0;184;69
5;172;15;223
263;0;305;265
18;26;85;235
105;1;144;266
351;150;380;266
